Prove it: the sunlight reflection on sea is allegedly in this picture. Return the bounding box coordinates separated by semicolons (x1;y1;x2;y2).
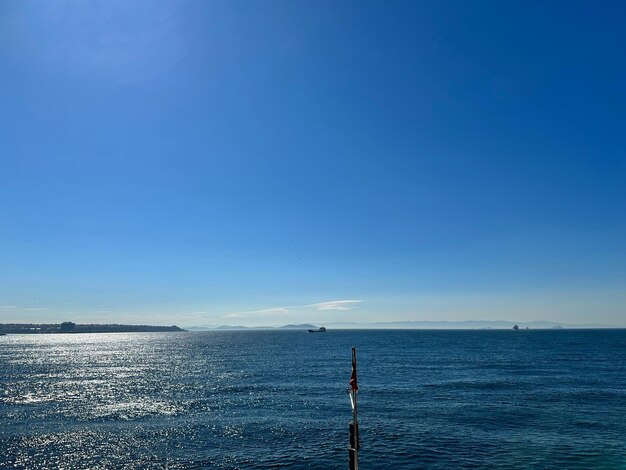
1;330;626;469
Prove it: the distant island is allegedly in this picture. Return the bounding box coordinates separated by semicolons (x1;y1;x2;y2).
0;322;185;334
186;320;617;331
188;323;320;331
347;320;616;329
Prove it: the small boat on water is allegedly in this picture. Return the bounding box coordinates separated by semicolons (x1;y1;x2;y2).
308;327;326;333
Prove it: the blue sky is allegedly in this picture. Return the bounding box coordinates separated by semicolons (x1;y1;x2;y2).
1;1;625;327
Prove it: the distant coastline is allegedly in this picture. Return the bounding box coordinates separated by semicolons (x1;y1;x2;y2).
327;320;617;329
3;320;619;335
0;322;185;334
186;320;618;331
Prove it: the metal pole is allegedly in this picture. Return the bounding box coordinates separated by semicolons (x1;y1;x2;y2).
348;347;359;470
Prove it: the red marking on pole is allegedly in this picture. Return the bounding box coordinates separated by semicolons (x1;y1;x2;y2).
349;347;358;391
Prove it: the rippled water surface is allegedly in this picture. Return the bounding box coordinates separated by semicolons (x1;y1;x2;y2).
1;330;626;469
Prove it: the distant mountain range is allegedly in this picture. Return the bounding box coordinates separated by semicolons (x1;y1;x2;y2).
187;324;318;331
186;320;616;331
0;323;185;334
325;320;615;329
2;321;617;334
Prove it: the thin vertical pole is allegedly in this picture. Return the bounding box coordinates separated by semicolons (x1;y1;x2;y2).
348;347;359;470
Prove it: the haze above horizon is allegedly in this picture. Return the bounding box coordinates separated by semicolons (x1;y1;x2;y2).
1;1;625;327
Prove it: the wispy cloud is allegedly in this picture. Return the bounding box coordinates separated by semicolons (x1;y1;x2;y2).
222;312;248;319
222;307;289;318
309;300;361;311
0;305;46;311
256;307;290;316
225;300;362;318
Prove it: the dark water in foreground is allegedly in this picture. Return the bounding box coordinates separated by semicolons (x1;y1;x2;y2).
1;330;626;469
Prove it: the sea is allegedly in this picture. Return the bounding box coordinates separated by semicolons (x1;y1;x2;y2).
1;329;625;469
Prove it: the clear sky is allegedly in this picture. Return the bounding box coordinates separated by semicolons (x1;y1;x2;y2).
1;1;625;327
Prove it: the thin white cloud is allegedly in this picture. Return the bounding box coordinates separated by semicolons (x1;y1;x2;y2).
223;307;289;318
257;307;290;316
309;300;362;311
222;312;248;319
0;306;46;311
225;300;362;318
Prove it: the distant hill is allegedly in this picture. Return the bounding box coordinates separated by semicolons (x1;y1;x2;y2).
0;323;185;334
277;324;318;330
202;323;319;331
178;320;618;331
211;325;275;330
212;325;254;330
327;320;614;329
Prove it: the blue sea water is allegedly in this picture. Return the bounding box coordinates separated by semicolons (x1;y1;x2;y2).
1;329;626;469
